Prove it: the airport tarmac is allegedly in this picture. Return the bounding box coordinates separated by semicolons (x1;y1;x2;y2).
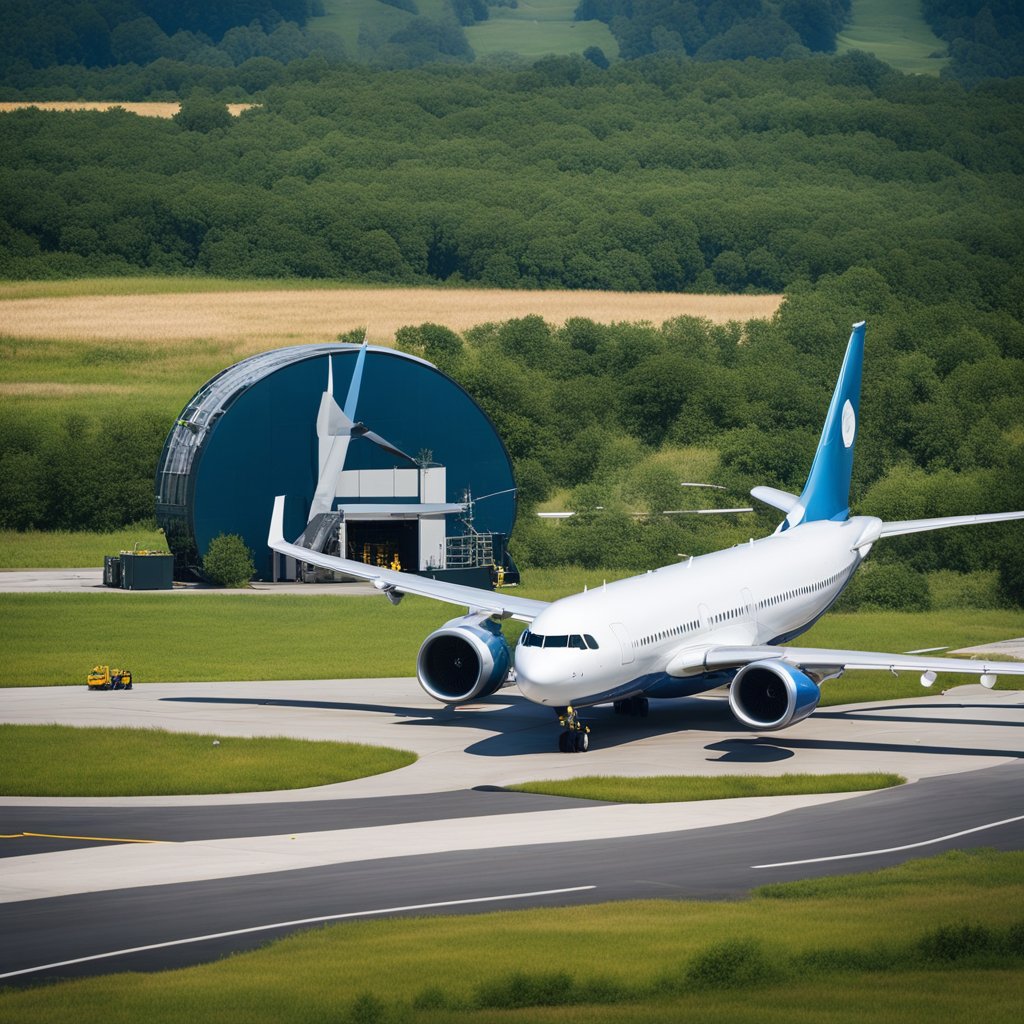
1;677;1022;804
0;568;378;595
1;677;1022;983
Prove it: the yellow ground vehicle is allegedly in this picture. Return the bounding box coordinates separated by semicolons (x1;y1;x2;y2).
87;665;133;690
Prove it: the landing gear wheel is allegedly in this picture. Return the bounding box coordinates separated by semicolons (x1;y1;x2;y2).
558;731;571;753
573;731;589;753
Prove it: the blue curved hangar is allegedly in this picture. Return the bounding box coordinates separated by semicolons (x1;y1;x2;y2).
156;343;519;586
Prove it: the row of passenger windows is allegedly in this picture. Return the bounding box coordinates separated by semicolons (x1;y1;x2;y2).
646;568;849;646
520;632;600;650
640;619;699;647
757;569;845;611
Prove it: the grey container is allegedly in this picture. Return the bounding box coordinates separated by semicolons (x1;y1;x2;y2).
120;553;173;590
103;555;121;588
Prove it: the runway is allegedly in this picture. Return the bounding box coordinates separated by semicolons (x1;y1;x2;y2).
1;677;1022;985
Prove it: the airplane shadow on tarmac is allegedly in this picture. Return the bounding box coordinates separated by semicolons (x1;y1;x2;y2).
815;703;1024;730
160;695;1024;760
161;693;742;756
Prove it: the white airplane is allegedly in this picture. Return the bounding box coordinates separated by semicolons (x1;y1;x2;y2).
269;322;1024;752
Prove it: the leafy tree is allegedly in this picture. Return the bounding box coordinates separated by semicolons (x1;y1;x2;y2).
173;94;232;132
202;534;255;587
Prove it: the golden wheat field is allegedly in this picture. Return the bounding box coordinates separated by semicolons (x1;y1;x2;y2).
0;102;256;117
0;287;782;350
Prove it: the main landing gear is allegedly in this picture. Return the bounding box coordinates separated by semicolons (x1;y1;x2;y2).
613;696;649;717
557;705;590;753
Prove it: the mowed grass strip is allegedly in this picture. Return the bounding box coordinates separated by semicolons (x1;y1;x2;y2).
1;592;455;686
505;772;904;803
0;849;1020;1021
0;524;166;570
0;724;415;796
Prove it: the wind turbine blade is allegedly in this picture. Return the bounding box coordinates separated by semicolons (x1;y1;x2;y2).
359;428;417;464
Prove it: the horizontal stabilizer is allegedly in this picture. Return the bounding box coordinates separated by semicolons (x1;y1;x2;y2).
751;486;800;514
879;510;1024;538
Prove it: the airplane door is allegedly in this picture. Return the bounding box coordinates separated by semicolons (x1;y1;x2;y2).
698;603;711;630
742;587;757;627
609;623;635;665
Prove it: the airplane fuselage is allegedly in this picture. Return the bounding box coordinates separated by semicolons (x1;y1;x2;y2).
513;517;874;708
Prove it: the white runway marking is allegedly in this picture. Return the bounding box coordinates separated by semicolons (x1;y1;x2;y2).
0;885;596;980
752;814;1024;869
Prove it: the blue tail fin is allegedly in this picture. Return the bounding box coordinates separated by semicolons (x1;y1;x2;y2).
786;321;865;528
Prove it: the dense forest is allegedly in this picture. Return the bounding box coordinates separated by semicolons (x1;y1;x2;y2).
923;0;1024;85
1;55;1021;297
575;0;851;60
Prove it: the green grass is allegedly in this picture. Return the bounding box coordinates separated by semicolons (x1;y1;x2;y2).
0;849;1021;1020
0;524;165;569
466;0;619;59
315;0;454;57
0;724;415;796
0;277;389;300
505;772;904;802
837;0;950;76
2;593;1020;692
0;592;455;686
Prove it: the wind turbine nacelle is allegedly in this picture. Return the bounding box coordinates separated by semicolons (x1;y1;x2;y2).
416;616;511;705
728;660;820;731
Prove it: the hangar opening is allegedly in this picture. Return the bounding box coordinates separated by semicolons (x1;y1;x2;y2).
155;343;519;587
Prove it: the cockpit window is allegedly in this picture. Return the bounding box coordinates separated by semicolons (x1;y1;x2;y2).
521;631;599;650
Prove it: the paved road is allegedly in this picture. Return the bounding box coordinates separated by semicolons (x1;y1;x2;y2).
1;762;1021;985
1;678;1022;986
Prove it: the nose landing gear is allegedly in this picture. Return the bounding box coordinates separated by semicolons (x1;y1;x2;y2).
557;705;590;752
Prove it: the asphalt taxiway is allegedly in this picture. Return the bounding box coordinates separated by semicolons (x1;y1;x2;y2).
1;677;1022;985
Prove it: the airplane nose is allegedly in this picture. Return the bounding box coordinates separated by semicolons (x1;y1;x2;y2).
514;650;574;704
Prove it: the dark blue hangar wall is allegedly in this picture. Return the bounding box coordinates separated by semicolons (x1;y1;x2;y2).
155;344;517;581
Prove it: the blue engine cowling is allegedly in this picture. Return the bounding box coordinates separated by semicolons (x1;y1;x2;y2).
728;660;820;731
416;615;511;705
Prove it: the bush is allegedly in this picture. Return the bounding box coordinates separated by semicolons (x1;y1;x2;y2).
474;971;576;1009
918;922;992;962
202;534;254;587
928;570;1002;610
685;938;776;989
836;561;931;611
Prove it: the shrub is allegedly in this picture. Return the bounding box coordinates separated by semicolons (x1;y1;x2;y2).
474;970;576;1009
201;534;254;587
686;938;776;989
836;561;930;611
918;922;992;962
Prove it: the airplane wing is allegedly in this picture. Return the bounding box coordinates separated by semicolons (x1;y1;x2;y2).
668;643;1024;681
878;510;1024;537
268;495;548;623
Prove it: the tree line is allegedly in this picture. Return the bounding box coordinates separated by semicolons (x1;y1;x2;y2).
1;54;1021;301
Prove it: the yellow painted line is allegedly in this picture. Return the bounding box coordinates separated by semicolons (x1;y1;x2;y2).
3;832;168;845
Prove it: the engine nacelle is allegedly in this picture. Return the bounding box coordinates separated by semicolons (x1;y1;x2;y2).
416;615;511;705
728;660;820;731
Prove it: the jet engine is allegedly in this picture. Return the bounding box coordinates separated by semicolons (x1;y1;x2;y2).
728;660;820;731
416;614;511;705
